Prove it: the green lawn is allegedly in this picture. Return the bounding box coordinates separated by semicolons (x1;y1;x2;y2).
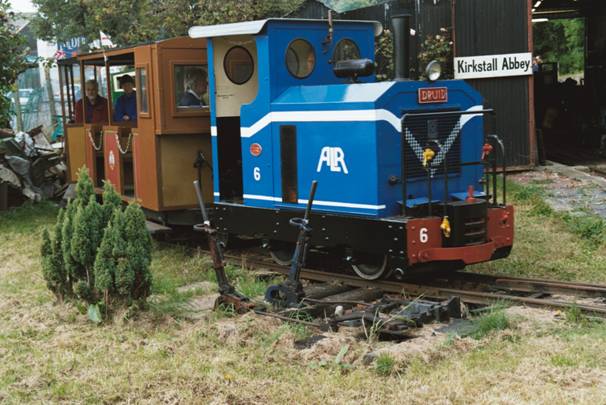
1;180;606;403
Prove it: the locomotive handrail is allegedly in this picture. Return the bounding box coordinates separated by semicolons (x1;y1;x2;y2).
487;134;506;205
401;108;495;120
400;108;500;217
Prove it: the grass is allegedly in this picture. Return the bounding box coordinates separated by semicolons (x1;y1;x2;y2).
470;180;606;283
3;178;606;402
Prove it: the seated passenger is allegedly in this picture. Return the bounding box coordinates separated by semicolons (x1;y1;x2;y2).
113;74;137;123
74;80;109;124
179;69;208;108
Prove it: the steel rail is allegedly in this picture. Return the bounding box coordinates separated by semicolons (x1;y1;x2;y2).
225;252;606;317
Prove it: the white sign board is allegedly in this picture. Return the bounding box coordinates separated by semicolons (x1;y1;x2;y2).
454;52;533;80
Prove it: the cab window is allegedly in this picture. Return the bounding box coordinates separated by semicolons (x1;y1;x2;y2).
174;65;209;110
136;67;149;114
333;39;360;63
286;39;315;79
223;46;254;85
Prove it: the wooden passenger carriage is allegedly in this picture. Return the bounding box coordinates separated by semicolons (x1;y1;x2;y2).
58;38;213;224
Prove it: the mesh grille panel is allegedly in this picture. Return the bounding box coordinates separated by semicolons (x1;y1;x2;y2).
402;111;462;179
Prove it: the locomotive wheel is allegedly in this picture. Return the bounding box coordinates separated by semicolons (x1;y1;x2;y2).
350;254;389;280
269;241;294;266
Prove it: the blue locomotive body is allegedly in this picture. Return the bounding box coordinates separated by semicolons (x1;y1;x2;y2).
239;80;485;217
190;18;513;277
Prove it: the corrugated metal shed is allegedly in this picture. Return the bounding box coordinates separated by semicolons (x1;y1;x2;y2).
290;0;330;19
455;0;534;167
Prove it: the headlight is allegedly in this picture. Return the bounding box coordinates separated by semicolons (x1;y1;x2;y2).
426;60;442;82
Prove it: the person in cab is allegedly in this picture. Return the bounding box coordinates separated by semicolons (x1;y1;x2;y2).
75;79;109;124
179;69;208;108
113;74;137;123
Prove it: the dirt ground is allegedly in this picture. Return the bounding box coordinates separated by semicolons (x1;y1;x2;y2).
511;161;606;219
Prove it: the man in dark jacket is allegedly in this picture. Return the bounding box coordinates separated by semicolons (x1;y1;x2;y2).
75;80;109;124
179;69;208;108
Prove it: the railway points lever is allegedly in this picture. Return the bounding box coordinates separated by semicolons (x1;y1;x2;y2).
193;180;253;313
265;180;318;308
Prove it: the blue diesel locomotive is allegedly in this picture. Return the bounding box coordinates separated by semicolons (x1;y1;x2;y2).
189;16;514;280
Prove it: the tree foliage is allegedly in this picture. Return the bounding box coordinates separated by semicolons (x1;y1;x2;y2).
375;28;393;81
320;0;383;13
419;28;454;80
534;19;584;75
32;0;305;48
0;0;28;126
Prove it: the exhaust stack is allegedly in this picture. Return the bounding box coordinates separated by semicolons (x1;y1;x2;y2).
392;14;411;81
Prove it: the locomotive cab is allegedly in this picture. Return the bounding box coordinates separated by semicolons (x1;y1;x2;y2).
189;18;514;279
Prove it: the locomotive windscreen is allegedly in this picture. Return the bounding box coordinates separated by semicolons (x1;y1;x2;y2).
401;110;462;179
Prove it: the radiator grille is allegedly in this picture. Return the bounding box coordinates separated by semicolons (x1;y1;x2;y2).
402;111;462;179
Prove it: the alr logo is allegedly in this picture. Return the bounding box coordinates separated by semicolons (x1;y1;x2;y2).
316;146;349;174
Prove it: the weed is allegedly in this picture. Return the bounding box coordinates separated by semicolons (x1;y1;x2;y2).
550;354;576;367
561;213;606;246
564;304;585;324
286;322;311;341
287;309;315;323
374;353;396;376
510;183;543;202
529;200;554;217
215;303;237;318
467;308;510;339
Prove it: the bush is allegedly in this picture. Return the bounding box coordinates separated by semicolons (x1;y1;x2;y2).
40;167;152;321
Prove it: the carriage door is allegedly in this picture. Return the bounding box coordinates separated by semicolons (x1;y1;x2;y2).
212;36;258;201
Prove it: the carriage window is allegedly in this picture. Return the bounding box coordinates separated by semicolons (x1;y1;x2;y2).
333;39;360;63
223;46;254;85
136;68;149;114
286;39;315;79
174;65;208;109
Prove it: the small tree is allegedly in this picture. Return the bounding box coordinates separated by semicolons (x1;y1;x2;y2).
61;199;80;286
94;209;125;306
41;209;70;302
71;194;103;300
74;167;94;207
42;169;153;320
101;180;122;227
122;204;153;301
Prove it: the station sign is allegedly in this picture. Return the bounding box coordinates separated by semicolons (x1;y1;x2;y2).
454;52;533;80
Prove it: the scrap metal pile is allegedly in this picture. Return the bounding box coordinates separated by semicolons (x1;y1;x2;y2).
0;126;66;208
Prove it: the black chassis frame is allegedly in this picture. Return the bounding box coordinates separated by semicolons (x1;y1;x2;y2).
212;201;407;258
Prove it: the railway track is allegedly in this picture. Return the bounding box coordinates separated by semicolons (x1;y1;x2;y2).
226;251;606;317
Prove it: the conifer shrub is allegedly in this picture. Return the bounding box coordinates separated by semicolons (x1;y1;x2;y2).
40;167;153;321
